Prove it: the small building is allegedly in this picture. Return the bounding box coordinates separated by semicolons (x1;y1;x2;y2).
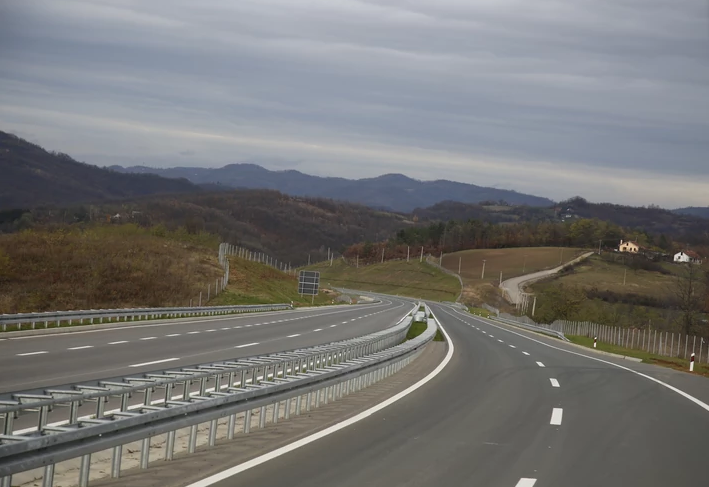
674;250;703;265
619;240;641;253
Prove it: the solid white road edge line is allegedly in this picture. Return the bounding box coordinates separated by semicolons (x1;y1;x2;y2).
129;358;180;368
183;307;455;487
449;307;709;413
550;378;560;388
550;408;563;425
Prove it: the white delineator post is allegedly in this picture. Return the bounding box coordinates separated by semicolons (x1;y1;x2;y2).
690;353;695;372
594;337;597;348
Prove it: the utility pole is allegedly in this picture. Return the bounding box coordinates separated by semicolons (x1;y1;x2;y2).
458;256;462;275
440;252;443;266
407;246;410;262
330;254;333;266
356;255;359;268
499;271;502;286
598;239;603;255
308;254;311;265
381;247;385;264
623;268;627;286
481;259;486;280
532;296;537;317
420;246;424;263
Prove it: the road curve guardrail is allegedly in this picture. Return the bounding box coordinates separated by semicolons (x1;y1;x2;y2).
0;302;438;487
0;303;294;333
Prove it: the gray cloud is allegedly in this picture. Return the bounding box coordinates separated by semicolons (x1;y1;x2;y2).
1;0;708;207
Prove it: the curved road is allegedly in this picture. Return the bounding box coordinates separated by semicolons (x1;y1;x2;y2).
200;302;709;487
501;252;594;304
0;299;411;394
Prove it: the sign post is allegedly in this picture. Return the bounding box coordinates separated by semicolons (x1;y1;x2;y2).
298;270;320;305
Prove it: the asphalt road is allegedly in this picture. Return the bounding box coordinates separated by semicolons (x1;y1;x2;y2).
0;298;413;394
501;252;593;304
204;302;709;487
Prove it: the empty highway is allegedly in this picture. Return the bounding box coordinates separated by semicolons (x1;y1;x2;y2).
193;302;709;487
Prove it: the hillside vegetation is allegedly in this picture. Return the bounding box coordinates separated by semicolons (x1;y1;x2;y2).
304;259;461;302
210;257;338;307
0;225;222;313
0;131;199;210
7;190;412;266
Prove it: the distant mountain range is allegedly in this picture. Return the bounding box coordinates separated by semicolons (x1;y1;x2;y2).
0;131;200;209
109;163;555;212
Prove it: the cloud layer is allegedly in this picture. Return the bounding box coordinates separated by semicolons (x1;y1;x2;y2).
1;0;708;207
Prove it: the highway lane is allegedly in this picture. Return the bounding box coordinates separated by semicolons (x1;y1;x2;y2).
0;298;414;393
199;303;709;487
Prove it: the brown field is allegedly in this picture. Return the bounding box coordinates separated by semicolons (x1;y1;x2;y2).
442;247;587;284
440;247;587;307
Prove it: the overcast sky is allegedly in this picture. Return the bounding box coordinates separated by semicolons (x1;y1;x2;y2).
1;0;708;208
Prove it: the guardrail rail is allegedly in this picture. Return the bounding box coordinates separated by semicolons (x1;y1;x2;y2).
0;303;293;333
0;302;440;487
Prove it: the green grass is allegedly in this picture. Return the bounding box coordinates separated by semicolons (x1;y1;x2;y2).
567;335;709;377
530;254;678;299
468;307;492;318
304;259;460;302
209;257;339;307
406;320;445;342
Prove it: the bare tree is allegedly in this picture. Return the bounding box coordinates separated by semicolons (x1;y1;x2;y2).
669;263;707;335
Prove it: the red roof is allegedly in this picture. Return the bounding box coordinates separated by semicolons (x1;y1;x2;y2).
683;250;702;259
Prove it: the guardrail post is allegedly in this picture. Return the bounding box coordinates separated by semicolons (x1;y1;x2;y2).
165;431;176;460
296;395;302;415
0;476;11;487
227;414;236;440
306;392;312;411
140;437;150;468
78;454;91;487
188;424;198;453
41;464;54;487
285;398;291;419
209;419;218;446
259;406;266;428
272;402;279;423
243;410;252;433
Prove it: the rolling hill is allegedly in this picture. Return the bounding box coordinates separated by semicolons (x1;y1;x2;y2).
0;131;200;210
110;163;555;211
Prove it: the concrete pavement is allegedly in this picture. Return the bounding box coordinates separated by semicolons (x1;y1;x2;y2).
0;299;412;394
195;303;709;487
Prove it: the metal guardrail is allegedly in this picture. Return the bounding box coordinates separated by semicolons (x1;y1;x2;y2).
0;302;431;487
0;303;293;333
494;313;569;341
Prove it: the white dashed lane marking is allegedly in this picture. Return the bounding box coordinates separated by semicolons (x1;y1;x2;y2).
68;346;93;350
108;341;128;345
235;342;259;348
129;357;179;368
522;352;530;356
550;378;560;388
140;337;157;341
166;334;181;337
536;361;545;368
287;334;301;338
516;479;537;487
550;408;563;425
16;351;48;356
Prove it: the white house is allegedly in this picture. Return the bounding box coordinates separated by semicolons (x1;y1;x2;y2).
619;240;641;253
674;250;703;265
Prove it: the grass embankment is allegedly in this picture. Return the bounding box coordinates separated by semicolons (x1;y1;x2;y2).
440;247;587;308
567;335;709;378
468;307;492;318
530;254;680;299
304;259;460;302
0;224;223;313
406;321;444;342
210;257;337;307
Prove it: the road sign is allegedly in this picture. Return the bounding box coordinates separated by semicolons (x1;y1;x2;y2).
298;270;320;296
